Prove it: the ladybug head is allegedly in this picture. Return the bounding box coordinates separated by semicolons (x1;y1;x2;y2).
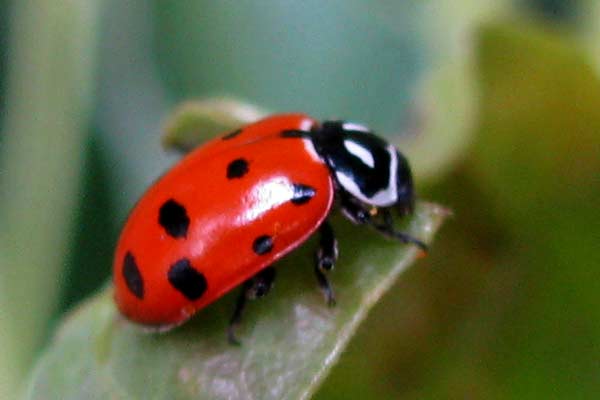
312;120;414;216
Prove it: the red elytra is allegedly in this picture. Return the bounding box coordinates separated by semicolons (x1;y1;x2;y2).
113;114;334;328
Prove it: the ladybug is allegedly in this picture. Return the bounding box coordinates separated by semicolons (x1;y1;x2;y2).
113;113;426;343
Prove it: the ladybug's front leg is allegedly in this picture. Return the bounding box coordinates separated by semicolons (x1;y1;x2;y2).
228;267;276;345
372;209;428;252
340;190;426;251
314;221;338;307
338;192;370;225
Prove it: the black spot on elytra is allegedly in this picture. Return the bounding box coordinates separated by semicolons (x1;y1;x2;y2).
291;183;316;205
227;158;249;179
222;129;242;140
158;199;189;238
253;235;273;255
123;252;144;299
167;258;208;300
280;129;310;138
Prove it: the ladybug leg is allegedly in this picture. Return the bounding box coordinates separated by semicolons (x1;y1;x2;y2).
314;221;338;307
339;192;427;251
372;209;428;252
339;194;370;225
227;267;276;345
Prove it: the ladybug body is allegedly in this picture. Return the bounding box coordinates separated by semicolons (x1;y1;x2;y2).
113;113;424;339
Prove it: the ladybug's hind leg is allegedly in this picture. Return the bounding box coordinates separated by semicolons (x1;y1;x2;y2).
314;220;338;307
228;267;276;345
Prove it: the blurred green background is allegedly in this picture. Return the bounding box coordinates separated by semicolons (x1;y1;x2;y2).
1;0;599;398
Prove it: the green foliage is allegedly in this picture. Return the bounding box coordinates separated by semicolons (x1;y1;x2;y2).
162;99;269;153
26;204;448;400
3;1;599;399
316;20;600;399
0;1;102;398
459;22;600;398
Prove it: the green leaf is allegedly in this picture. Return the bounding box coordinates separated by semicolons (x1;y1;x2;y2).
162;98;269;152
26;202;448;400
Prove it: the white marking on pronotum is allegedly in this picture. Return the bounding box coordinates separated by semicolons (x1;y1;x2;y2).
344;140;375;168
335;144;398;207
342;122;371;133
299;118;314;132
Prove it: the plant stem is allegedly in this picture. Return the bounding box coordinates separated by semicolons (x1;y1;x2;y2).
0;0;102;397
